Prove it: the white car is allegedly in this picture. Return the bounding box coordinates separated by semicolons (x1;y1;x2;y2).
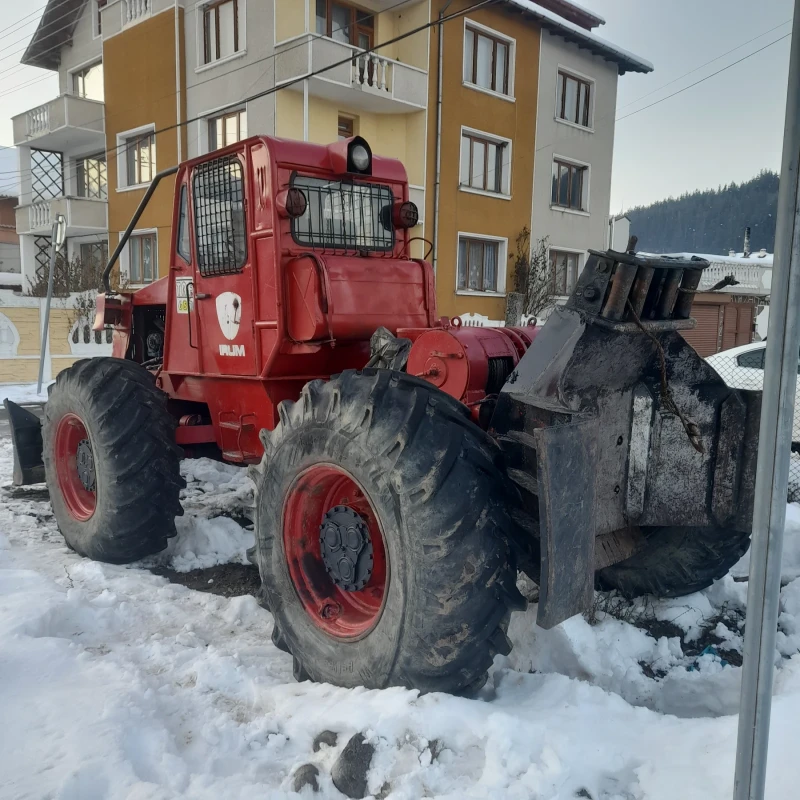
706;341;800;447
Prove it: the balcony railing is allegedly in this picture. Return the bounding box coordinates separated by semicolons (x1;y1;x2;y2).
699;262;771;294
275;35;428;111
17;197;107;236
30;201;51;230
26;105;50;138
124;0;151;23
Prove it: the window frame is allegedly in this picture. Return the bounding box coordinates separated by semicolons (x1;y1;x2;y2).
71;60;104;101
338;115;355;140
95;0;108;38
201;0;242;67
75;153;107;200
548;246;584;296
124;230;158;286
462;19;515;100
208;108;247;151
316;0;374;48
455;232;508;296
551;156;589;213
459;127;512;198
556;68;594;129
117;125;156;190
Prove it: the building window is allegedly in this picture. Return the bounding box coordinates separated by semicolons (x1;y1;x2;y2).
76;154;107;199
316;0;374;48
551;159;587;211
96;0;108;36
463;24;511;96
459;131;510;195
123;132;156;187
208;109;247;151
129;233;156;284
73;62;104;101
550;249;581;295
203;0;241;64
457;236;502;293
338;115;354;139
557;70;592;128
80;241;109;271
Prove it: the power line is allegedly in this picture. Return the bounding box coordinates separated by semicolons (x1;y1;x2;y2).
616;32;791;122
0;0;495;196
615;17;792;114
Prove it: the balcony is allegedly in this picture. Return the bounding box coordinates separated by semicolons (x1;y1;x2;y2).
275;35;428;113
12;95;105;155
697;257;772;297
16;196;107;237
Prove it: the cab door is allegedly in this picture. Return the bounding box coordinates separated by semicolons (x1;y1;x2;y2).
191;152;258;377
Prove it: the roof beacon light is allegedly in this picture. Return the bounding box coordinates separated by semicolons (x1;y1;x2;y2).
348;137;372;175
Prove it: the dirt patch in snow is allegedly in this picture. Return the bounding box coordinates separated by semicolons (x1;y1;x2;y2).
150;563;262;598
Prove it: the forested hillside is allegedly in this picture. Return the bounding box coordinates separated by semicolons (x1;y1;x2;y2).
626;170;778;255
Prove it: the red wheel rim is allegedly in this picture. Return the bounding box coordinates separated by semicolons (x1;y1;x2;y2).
54;413;96;521
282;465;388;639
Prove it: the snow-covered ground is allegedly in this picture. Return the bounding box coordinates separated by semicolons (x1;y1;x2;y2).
2;439;800;799
1;382;52;404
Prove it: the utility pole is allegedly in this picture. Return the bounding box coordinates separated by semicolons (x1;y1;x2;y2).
36;214;66;394
733;5;800;798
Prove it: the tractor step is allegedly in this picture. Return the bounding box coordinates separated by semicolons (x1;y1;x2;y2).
4;400;45;486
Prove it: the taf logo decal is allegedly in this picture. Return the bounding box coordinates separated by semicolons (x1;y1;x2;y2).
216;292;241;341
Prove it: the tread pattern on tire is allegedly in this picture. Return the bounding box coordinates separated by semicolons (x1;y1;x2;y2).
597;524;751;598
252;369;526;694
42;358;185;564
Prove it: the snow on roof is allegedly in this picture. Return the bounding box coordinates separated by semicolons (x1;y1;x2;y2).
552;0;606;26
667;251;774;267
504;0;653;74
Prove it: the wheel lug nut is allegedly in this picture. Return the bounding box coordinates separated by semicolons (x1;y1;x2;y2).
320;602;341;619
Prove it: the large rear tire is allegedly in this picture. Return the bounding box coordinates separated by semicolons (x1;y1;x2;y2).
597;525;751;598
252;370;525;694
42;358;184;564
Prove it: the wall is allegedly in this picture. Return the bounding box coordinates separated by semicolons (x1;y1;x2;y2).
531;29;619;282
104;7;186;282
58;0;103;95
0;292;108;384
426;0;540;319
185;0;277;158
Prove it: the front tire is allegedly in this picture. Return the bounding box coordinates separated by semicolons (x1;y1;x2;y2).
42;358;184;564
597;525;751;598
252;370;525;694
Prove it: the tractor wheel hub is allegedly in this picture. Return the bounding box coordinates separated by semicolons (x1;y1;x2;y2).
319;506;373;592
76;439;96;492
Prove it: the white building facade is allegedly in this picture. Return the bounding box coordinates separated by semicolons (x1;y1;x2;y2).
531;28;626;299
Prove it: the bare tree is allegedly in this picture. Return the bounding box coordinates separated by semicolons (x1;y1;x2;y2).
507;228;556;324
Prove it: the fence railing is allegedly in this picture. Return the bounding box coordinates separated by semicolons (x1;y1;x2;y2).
708;347;800;501
26;105;50;137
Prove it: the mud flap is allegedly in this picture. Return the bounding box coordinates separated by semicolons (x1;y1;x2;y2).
535;418;598;629
3;400;45;486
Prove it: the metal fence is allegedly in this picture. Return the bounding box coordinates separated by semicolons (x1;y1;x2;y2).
707;345;800;502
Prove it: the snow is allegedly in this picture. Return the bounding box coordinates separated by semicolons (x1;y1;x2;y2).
1;382;52;404
507;0;653;73
2;440;800;797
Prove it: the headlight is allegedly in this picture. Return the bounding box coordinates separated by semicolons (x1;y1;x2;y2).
350;144;370;172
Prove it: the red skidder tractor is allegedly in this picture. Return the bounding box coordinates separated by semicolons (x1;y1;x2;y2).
5;136;761;694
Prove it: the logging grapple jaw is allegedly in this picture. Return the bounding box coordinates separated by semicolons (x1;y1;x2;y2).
492;249;760;628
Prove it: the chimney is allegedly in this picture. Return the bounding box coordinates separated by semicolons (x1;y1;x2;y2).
743;226;751;258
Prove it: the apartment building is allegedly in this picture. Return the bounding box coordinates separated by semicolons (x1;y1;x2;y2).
12;0;650;321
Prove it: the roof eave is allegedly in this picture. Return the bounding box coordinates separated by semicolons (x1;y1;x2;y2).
21;0;85;72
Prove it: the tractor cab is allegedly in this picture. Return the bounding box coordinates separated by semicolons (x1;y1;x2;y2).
96;135;432;460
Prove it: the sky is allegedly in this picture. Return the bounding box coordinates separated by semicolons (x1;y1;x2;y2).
0;0;794;208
